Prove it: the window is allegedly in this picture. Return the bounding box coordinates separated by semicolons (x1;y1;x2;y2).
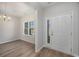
24;21;34;35
29;21;34;35
24;22;28;35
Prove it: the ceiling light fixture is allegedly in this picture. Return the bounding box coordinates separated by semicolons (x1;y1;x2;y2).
0;2;11;22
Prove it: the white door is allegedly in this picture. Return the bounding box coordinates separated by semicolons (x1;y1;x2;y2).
49;15;72;54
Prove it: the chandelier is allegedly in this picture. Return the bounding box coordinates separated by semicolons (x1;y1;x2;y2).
0;3;11;22
0;15;11;21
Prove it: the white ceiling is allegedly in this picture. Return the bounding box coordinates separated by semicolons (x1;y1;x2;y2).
0;2;36;17
0;2;57;18
25;2;57;8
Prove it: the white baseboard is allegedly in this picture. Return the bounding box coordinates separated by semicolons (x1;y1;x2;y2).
43;44;79;57
35;46;44;52
20;39;35;44
72;54;79;57
0;38;18;44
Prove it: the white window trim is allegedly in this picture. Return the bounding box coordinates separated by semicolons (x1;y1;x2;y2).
23;20;34;36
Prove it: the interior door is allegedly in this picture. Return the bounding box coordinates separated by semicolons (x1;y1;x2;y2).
49;15;72;54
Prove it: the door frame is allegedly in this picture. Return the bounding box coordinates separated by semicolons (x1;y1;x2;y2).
46;13;73;55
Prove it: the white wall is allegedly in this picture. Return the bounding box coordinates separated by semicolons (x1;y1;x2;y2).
19;18;35;44
0;17;20;44
72;7;79;56
43;2;79;56
35;8;44;52
18;8;37;44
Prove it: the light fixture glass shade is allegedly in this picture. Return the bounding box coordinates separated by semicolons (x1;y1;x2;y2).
0;16;1;18
0;15;11;22
3;15;7;18
7;17;11;19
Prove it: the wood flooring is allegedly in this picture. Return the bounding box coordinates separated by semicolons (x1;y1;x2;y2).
0;40;73;57
37;48;73;57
